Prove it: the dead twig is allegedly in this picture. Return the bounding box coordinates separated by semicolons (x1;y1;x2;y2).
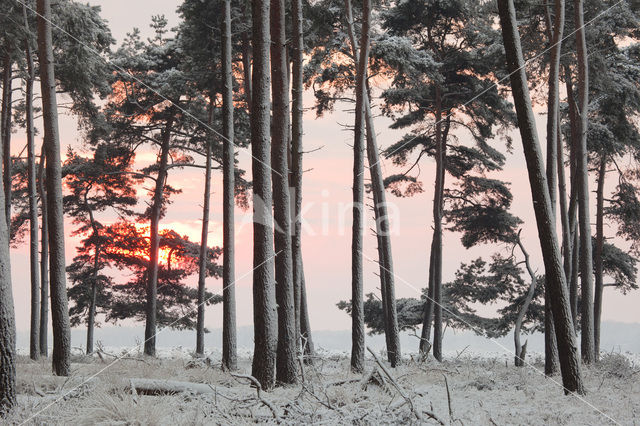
230;373;281;422
443;373;454;421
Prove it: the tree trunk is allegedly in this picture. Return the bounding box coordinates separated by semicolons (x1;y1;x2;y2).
419;248;435;354
497;0;584;394
24;8;41;361
241;1;253;111
432;85;445;362
542;0;564;377
574;0;595;364
1;54;12;229
515;234;536;367
221;0;238;372
270;0;298;385
0;55;16;419
345;0;369;374
365;100;402;367
196;106;214;357
564;65;580;330
299;265;315;362
291;0;306;355
593;156;606;361
250;0;277;390
38;144;49;357
144;117;173;357
37;0;71;376
86;248;98;355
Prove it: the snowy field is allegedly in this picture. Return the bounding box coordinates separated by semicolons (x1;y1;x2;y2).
6;347;639;425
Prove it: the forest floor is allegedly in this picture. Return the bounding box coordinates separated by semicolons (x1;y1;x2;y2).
6;348;639;425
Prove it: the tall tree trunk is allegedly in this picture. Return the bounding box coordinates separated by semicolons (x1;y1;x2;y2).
241;0;253;110
271;0;298;385
250;0;277;390
345;0;370;374
221;0;238;371
593;156;606;361
24;7;40;361
196;106;214;357
0;54;16;418
564;66;580;329
291;0;307;356
574;0;595;364
431;85;445;362
37;0;71;376
144;117;173;357
497;0;584;394
365;100;402;367
1;54;11;230
543;0;564;376
38;144;49;357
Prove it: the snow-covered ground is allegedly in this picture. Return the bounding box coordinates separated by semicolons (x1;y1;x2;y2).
7;348;639;425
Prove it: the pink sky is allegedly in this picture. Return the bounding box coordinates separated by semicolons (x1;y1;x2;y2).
9;0;640;335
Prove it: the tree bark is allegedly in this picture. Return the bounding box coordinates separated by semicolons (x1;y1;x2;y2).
38;144;49;357
365;101;402;367
345;0;369;374
574;0;595;364
196;106;213;357
593;156;606;361
291;0;307;355
420;248;435;354
0;54;16;419
221;0;237;371
497;0;584;394
23;6;41;361
37;0;71;376
250;0;277;390
144;117;174;357
1;54;12;229
431;85;445;362
271;0;298;385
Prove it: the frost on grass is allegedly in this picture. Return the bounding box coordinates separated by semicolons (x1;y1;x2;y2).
6;351;639;425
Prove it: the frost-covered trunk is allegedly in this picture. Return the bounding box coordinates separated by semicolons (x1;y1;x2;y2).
0;53;16;418
543;0;564;376
291;0;314;361
364;101;401;367
250;0;278;390
497;0;584;394
345;0;370;374
431;85;445;362
1;55;12;229
574;0;595;364
593;156;606;361
564;66;580;330
196;107;213;357
221;0;237;371
37;0;71;376
241;2;252;110
271;0;298;384
144;117;173;357
38;144;49;357
24;9;41;360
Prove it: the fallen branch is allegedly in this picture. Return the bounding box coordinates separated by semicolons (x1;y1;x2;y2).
230;373;281;422
366;346;423;421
